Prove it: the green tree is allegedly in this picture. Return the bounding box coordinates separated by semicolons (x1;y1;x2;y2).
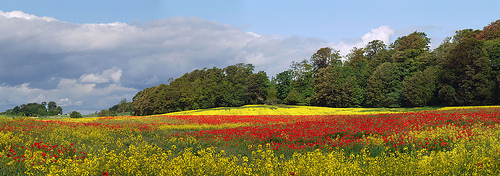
47;101;60;115
283;89;303;105
117;98;128;115
13;106;21;115
497;75;500;103
70;111;83;118
438;85;459;105
312;65;363;107
48;101;57;111
56;106;63;115
1;101;62;116
274;70;293;101
438;29;493;105
344;47;366;68
390;31;431;52
199;67;224;109
365;40;386;58
290;59;315;105
131;86;159;116
245;71;269;104
221;63;254;107
267;82;278;101
365;62;403;107
476;19;500;40
484;39;500;104
310;47;341;71
403;66;439;106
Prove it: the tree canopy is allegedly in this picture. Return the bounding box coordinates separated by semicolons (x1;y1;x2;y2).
1;101;63;117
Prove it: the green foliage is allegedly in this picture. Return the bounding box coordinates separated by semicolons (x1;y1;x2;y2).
98;98;134;117
283;89;302;105
266;85;278;101
312;65;363;107
129;19;500;115
245;71;269;104
290;59;315;105
94;109;116;117
1;101;62;117
310;47;341;71
476;19;500;40
403;66;439;106
365;62;403;107
274;70;293;101
69;111;83;118
438;29;495;105
390;31;431;52
132;64;258;115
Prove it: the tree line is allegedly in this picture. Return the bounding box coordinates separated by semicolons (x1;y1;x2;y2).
131;20;500;115
2;22;497;117
131;64;269;115
91;98;133;117
1;101;63;117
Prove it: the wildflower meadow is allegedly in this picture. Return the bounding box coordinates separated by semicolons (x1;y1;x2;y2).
1;105;500;175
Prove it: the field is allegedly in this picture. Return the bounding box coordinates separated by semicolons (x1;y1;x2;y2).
1;105;500;175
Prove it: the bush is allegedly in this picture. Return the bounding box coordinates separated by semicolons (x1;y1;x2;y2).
70;111;83;118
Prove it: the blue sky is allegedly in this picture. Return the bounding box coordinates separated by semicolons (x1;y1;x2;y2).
1;0;499;114
4;0;499;41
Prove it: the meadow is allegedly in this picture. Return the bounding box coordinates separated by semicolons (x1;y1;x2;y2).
1;105;500;175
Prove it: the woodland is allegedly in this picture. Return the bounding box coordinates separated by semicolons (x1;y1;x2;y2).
130;20;500;116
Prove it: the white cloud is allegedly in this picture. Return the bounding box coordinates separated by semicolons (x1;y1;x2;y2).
0;10;397;114
328;25;395;57
79;74;110;84
0;10;56;22
79;67;122;84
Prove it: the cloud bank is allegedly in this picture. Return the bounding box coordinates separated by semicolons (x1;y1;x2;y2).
0;10;396;114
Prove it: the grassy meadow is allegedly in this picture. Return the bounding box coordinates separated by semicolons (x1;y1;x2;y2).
1;105;500;175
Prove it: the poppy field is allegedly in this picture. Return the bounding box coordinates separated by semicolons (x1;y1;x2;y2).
1;105;500;175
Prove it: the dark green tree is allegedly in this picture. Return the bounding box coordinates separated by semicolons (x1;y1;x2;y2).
438;29;493;105
312;65;363;107
70;111;83;118
476;20;500;40
48;101;57;111
245;71;269;104
310;47;341;71
403;66;439;106
390;31;431;52
283;89;303;105
117;98;128;115
274;70;293;101
365;40;386;58
290;59;315;105
221;63;254;107
365;62;403;107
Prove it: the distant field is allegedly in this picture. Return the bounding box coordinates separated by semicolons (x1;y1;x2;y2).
162;104;500;115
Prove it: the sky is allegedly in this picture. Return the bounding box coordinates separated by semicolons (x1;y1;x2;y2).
1;0;499;114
